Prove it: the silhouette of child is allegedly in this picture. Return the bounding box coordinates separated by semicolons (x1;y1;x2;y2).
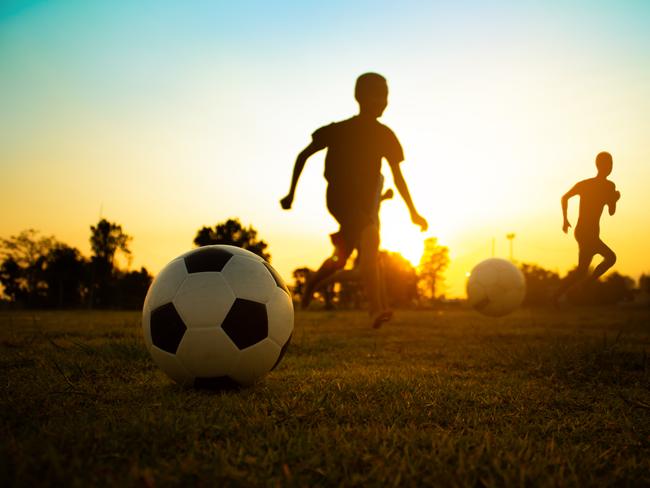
554;151;621;302
280;73;427;328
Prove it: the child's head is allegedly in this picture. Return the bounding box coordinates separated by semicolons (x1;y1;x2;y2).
595;151;613;176
355;73;388;118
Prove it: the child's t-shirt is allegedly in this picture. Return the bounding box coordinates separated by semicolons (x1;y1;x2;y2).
573;177;617;236
312;116;403;211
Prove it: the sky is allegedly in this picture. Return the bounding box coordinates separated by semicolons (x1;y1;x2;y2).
1;0;649;297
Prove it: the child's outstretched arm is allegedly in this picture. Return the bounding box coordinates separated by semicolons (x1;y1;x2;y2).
280;141;322;210
561;184;580;233
388;163;428;231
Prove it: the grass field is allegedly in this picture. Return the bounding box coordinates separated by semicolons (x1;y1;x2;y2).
1;307;649;486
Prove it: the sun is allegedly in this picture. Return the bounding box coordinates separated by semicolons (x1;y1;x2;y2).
379;205;426;266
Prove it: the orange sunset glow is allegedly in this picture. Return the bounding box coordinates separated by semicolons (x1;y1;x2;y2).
1;1;649;297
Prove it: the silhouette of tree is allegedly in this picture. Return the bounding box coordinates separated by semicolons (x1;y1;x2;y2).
519;263;561;306
639;274;650;295
382;251;419;307
291;267;312;301
90;219;132;268
0;257;25;304
517;262;637;307
89;219;133;308
566;268;636;305
598;272;635;304
43;244;87;307
0;224;148;309
113;267;152;310
418;237;449;301
194;218;270;261
0;230;56;306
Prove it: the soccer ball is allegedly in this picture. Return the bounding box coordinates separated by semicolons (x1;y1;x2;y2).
466;258;526;317
142;245;293;389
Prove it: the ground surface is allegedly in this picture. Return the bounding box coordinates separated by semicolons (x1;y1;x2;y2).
1;307;649;486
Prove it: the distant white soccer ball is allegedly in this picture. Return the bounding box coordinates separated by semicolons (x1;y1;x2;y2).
466;258;526;317
142;245;293;389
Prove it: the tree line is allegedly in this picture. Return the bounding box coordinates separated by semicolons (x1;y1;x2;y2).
1;217;647;309
0;217;271;309
290;245;650;310
0;222;149;309
520;263;648;307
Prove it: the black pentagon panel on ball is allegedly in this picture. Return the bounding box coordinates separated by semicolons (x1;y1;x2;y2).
263;262;290;296
150;302;187;354
194;376;241;391
184;247;233;273
271;333;292;371
221;298;268;349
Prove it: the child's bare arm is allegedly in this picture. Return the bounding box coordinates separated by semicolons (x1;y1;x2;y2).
608;183;620;216
561;184;580;233
280;142;322;210
388;163;428;231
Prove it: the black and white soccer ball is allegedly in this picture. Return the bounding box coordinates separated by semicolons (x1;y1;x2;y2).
466;258;526;317
142;245;293;389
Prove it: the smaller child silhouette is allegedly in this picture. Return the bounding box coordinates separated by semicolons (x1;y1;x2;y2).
554;151;620;302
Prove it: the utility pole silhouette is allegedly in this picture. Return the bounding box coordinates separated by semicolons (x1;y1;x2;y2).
506;233;516;261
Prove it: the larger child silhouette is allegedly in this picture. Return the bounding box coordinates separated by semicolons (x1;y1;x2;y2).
280;73;427;327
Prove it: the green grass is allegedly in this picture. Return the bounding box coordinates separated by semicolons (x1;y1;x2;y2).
1;307;649;486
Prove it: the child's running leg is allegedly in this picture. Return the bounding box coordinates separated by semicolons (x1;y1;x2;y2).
359;224;391;328
378;254;389;312
301;247;350;309
589;240;616;282
553;243;594;303
314;268;360;290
